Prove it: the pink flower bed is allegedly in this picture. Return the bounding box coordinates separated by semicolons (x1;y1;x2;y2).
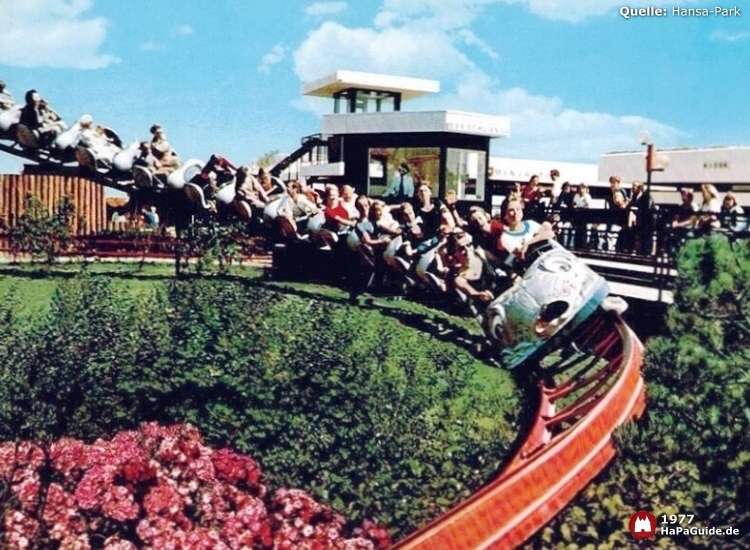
0;423;391;550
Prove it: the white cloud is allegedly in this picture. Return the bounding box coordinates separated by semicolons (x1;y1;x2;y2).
377;0;497;29
139;41;162;52
293;21;474;83
176;24;194;36
511;0;625;22
0;0;119;69
456;29;499;59
710;29;750;42
258;45;286;73
305;2;347;17
430;73;684;161
291;1;685;162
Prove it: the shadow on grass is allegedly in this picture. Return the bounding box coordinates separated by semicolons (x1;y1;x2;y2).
0;262;501;365
0;263;172;281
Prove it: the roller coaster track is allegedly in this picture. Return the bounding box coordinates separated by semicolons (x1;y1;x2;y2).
391;312;645;550
0;131;138;195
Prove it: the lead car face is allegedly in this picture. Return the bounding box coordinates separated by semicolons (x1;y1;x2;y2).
483;242;610;369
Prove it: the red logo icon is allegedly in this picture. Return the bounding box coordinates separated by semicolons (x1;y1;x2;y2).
629;510;657;539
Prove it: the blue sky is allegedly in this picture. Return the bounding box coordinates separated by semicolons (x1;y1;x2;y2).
0;0;747;176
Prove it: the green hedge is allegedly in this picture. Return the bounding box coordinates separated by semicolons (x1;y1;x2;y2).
0;274;520;539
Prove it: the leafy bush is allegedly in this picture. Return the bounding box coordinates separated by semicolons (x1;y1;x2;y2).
7;194;77;264
0;422;390;549
0;274;519;540
527;235;750;549
176;221;257;275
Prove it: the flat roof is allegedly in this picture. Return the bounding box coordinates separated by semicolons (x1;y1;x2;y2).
321;110;509;138
302;70;440;100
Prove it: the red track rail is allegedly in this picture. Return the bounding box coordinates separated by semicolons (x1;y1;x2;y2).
391;313;645;550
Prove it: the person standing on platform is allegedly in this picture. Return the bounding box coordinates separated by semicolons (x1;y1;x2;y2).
553;181;575;248
668;188;699;253
694;183;722;233
604;175;630;252
627;180;655;255
720;191;746;233
549;169;563;202
384;160;415;202
521;175;545;222
572;183;593;249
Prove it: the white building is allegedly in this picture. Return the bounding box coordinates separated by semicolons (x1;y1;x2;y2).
599;146;750;204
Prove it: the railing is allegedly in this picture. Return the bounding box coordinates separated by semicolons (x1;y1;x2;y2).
271;134;329;177
530;207;750;295
0;233;176;261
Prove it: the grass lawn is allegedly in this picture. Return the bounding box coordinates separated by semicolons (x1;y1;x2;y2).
0;263;180;317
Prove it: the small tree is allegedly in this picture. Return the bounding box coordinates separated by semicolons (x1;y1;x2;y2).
176;219;244;276
255;149;281;169
8;193;76;264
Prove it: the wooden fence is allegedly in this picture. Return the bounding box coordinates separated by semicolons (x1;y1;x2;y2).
0;173;106;235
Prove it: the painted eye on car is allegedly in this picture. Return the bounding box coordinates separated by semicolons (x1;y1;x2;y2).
540;256;572;273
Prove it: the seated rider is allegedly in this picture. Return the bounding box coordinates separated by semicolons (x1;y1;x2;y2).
382;202;421;278
234;165;269;210
352;195;393;263
149;124;182;175
0;80;15;110
39;98;67;133
186;154;238;212
323;184;356;233
78;115;121;167
299;179;322;207
443;189;468;229
257;167;286;199
437;230;495;303
468;206;505;266
275;180;318;239
134;141;158;171
312;185;356;249
370;200;403;239
413;183;448;251
499;198;557;272
200;153;237;186
19;89;66;144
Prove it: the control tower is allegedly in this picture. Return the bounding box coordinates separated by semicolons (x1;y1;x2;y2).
273;70;510;208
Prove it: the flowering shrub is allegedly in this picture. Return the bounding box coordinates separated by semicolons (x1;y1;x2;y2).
0;423;390;550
